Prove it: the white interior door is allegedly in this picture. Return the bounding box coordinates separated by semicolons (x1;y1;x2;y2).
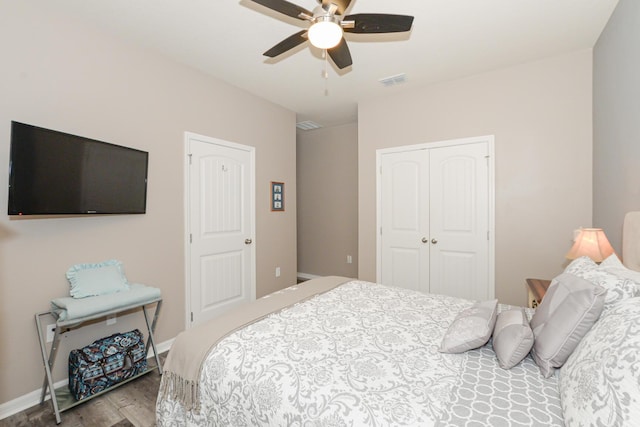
186;133;255;327
378;138;493;300
428;142;490;300
380;149;430;293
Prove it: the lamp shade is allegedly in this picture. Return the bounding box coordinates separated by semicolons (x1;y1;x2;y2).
565;228;615;262
308;20;343;49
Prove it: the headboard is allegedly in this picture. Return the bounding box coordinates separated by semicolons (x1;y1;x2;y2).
622;211;640;271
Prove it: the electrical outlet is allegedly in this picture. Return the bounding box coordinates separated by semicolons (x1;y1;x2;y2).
275;267;281;277
106;315;117;326
347;255;352;264
46;324;56;343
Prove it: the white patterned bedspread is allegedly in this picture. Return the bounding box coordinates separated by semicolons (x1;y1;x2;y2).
156;280;563;426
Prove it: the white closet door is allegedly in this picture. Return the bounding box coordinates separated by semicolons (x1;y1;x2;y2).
187;134;255;327
428;142;490;300
380;149;430;293
379;140;491;300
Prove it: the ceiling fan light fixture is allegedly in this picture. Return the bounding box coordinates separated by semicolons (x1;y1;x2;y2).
250;0;414;70
308;18;343;49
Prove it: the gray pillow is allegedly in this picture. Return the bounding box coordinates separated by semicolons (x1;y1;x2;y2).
440;299;498;353
492;308;534;369
530;273;606;378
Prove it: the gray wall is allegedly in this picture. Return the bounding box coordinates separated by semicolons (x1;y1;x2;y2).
0;2;297;405
297;123;358;278
359;50;594;307
593;0;640;254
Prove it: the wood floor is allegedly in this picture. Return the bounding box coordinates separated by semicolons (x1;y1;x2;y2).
0;353;166;427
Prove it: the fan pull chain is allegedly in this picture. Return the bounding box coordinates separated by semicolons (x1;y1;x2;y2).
322;49;329;96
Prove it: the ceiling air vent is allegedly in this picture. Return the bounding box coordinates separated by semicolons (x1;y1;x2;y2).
378;73;407;87
296;120;322;131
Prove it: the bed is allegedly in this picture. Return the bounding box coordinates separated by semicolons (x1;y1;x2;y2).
156;214;640;426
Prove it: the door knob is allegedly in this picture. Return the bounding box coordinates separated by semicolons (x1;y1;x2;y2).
245;238;252;245
421;237;428;243
431;238;438;244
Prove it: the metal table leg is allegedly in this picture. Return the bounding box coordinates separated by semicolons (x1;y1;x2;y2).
35;312;62;424
142;300;163;374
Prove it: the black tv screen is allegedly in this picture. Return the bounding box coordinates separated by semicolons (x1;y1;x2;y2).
8;121;148;215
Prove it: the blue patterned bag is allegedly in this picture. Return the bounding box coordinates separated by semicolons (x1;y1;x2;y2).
68;329;147;401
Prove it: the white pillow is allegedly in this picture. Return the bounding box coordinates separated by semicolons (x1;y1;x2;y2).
600;253;625;269
600;254;640;296
564;255;597;272
565;256;638;307
440;299;498;354
492;308;534;369
560;297;640;426
66;259;130;298
530;273;606;378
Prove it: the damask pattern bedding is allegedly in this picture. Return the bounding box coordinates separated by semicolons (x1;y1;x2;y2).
156;280;562;426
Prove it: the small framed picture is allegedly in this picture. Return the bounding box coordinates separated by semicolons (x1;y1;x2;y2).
271;181;284;212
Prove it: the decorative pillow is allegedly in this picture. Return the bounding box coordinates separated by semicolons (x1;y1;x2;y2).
599;253;625;270
66;259;130;298
564;255;598;273
565;256;638;307
492;308;534;369
529;273;606;378
440;299;498;354
559;297;640;426
599;253;640;296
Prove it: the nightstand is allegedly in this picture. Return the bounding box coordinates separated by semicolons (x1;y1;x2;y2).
526;278;552;308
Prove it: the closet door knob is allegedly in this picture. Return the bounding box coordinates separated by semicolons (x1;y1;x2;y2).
431;238;438;244
245;238;252;245
421;237;428;243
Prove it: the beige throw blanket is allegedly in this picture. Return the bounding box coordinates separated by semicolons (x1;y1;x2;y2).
159;276;352;412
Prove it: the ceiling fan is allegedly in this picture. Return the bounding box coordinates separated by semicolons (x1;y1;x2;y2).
249;0;414;69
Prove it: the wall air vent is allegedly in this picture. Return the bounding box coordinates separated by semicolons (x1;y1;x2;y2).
296;120;322;131
378;73;407;87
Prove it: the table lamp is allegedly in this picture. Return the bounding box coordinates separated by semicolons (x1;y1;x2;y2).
565;228;615;263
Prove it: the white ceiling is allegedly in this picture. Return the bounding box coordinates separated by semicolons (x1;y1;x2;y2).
47;0;618;128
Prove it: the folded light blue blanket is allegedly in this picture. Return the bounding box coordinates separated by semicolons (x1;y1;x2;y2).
51;283;161;322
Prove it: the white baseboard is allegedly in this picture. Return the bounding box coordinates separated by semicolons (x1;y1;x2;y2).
297;272;321;281
0;338;174;421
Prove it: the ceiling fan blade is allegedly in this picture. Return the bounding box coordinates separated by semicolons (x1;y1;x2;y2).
250;0;313;20
319;0;352;15
263;30;308;57
343;14;414;33
328;38;352;69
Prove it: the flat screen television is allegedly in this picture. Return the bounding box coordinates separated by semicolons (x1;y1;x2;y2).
8;121;148;215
